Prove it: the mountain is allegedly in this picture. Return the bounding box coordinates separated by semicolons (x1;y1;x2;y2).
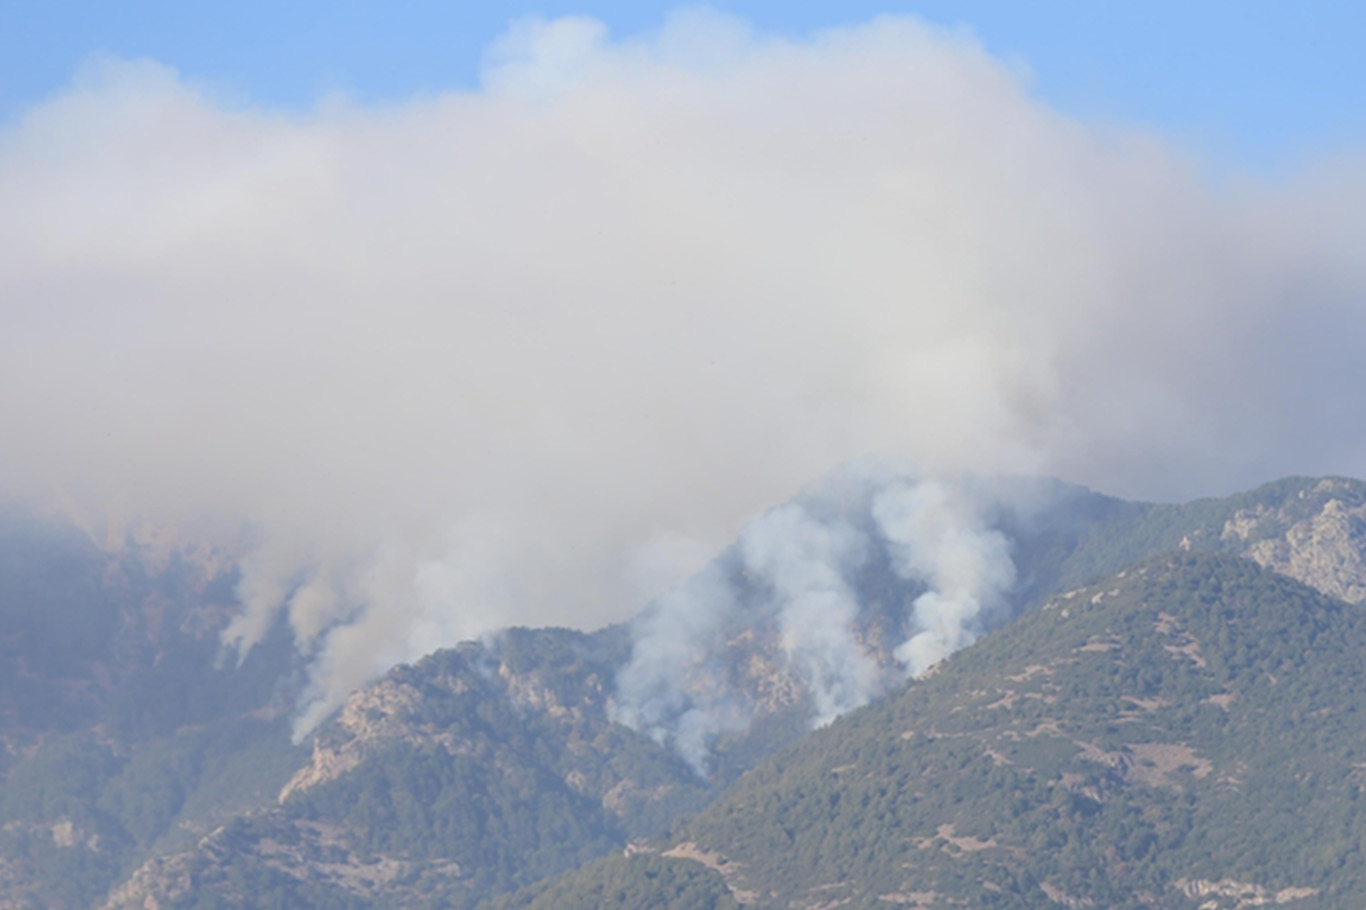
3;474;1366;908
0;507;307;909
530;552;1366;908
605;472;1366;773
102;626;708;909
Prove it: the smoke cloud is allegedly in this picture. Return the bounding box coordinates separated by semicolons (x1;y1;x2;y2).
3;11;1366;736
611;468;1022;771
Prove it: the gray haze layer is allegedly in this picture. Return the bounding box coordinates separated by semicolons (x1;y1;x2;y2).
2;11;1366;734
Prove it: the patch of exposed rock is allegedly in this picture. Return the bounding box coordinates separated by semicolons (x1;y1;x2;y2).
279;678;429;801
1173;877;1317;908
1222;481;1366;604
660;841;760;904
101;851;197;910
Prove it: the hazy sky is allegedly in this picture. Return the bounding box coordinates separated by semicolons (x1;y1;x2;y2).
4;2;1364;172
3;6;1365;728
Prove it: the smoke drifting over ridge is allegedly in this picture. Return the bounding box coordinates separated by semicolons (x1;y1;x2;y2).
612;468;1021;773
874;479;1017;676
3;12;1366;735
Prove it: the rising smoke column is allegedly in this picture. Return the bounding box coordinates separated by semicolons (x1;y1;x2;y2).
872;480;1017;676
612;498;883;773
739;504;880;726
612;471;1021;771
610;560;750;774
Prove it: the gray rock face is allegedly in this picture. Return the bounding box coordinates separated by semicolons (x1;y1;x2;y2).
1222;479;1366;604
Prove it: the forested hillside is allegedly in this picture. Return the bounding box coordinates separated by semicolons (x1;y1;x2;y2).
593;553;1366;908
0;508;305;909
3;475;1366;908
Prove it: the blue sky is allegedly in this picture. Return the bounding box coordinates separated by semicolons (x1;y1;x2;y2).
4;1;1364;172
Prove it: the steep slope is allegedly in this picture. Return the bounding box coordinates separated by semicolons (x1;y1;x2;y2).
612;552;1366;908
0;507;306;910
102;626;719;909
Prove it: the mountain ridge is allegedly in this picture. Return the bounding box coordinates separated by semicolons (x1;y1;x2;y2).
3;473;1366;908
548;551;1366;908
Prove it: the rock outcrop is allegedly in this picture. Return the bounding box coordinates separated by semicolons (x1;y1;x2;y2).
1222;478;1366;604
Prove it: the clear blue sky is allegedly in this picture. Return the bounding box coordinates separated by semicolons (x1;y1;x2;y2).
4;1;1364;171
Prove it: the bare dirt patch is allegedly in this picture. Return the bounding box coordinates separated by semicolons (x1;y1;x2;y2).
878;891;941;906
1128;743;1213;787
663;842;760;904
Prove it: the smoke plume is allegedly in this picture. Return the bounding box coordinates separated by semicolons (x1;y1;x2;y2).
3;11;1366;736
741;505;879;726
873;480;1017;676
611;468;1023;771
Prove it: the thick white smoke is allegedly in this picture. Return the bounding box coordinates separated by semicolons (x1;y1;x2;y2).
611;561;749;773
3;11;1366;735
612;499;882;773
611;469;1021;771
873;480;1017;675
741;505;879;726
